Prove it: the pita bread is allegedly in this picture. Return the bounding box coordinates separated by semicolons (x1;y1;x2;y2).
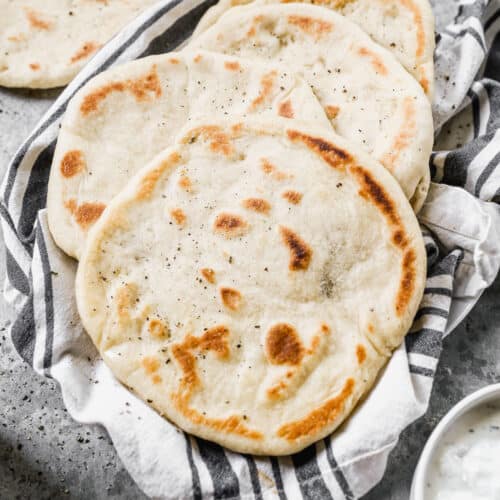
188;3;434;211
76;118;426;455
47;50;330;259
194;0;435;98
0;0;159;88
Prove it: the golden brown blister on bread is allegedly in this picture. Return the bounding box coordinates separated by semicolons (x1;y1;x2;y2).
80;65;162;115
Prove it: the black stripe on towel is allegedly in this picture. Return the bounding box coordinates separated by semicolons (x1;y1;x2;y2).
142;0;218;56
244;456;263;500
10;294;36;366
270;457;287;500
414;307;449;321
474;149;500;198
405;328;443;358
184;434;202;500
468;87;481;138
324;437;355;500
0;201;33;255
429;152;438;181
485;6;500;31
427;256;461;278
485;32;500;81
443;26;486;52
18;141;56;243
196;438;240;499
5;248;30;296
35;225;55;370
425;243;440;268
293;444;333;500
441;135;491;190
409;365;435;378
492;184;500;203
3;115;64;209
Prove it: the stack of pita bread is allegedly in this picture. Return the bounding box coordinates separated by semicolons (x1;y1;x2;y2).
3;0;435;455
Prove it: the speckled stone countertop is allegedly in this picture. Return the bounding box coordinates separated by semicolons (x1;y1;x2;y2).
1;80;500;499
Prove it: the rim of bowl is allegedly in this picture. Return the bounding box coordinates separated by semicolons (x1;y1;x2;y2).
411;383;500;500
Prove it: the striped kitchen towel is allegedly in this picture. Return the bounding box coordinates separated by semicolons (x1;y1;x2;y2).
2;0;500;498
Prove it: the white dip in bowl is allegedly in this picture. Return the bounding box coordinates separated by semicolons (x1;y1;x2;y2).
426;402;500;499
411;384;500;500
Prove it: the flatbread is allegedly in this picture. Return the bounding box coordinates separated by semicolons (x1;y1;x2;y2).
188;3;434;211
76;118;427;455
0;0;159;88
193;0;435;98
47;50;330;259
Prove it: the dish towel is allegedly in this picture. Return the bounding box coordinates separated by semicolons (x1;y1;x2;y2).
2;0;500;498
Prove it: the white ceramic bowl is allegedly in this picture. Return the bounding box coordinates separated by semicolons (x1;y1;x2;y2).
411;383;500;500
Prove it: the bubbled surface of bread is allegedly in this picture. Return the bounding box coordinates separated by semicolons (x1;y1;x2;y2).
193;0;435;98
189;3;434;212
76;119;426;455
47;50;331;259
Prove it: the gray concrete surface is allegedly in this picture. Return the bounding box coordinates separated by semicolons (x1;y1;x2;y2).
1;81;500;500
